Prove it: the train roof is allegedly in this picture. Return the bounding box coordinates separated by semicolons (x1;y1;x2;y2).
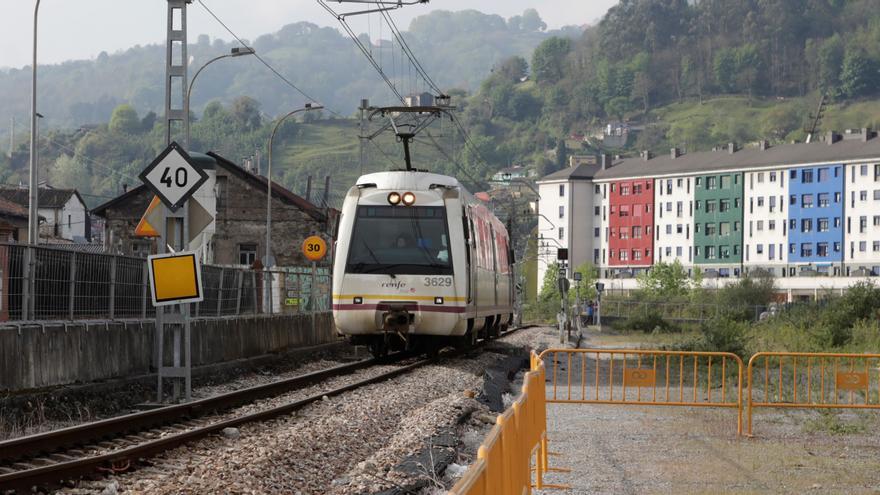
356;171;461;191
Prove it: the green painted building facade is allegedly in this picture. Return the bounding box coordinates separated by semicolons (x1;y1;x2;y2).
693;172;744;266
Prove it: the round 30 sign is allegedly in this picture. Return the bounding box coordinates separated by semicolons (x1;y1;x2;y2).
302;235;328;262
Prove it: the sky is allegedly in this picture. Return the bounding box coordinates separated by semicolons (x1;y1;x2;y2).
0;0;616;69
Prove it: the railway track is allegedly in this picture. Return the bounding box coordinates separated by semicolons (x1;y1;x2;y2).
0;326;524;494
0;354;428;494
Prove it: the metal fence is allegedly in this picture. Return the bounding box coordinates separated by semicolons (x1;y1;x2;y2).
596;299;780;323
0;243;330;322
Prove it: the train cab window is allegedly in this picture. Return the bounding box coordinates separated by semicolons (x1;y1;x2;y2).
346;206;453;275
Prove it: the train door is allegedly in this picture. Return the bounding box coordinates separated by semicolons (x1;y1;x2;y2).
489;224;498;308
465;209;476;306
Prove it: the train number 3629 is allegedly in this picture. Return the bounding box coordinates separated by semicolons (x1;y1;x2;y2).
424;277;453;287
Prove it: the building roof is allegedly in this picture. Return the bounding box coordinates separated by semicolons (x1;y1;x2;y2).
0;187;86;210
91;151;329;221
0;197;29;219
593;135;880;181
539;163;604;182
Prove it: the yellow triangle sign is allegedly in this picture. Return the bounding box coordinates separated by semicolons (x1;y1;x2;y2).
187;197;213;243
134;196;162;237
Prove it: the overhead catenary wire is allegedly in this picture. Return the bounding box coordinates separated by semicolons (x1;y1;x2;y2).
375;5;442;96
198;0;344;118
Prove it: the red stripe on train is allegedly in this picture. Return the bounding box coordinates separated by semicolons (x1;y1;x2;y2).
332;303;467;313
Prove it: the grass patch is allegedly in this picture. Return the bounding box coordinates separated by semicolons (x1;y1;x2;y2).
804;411;869;436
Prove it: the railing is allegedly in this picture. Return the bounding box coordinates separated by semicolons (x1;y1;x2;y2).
597;299;776;323
539;348;744;435
449;352;565;494
0;243;330;322
747;352;880;436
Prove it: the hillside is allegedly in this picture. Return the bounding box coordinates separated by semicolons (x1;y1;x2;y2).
0;9;579;133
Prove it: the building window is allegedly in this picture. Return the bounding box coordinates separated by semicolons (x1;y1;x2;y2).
756;221;763;232
802;194;814;208
594;206;600;216
769;244;775;260
621;185;630;196
620;227;630;239
769;220;776;230
695;223;701;234
634;184;643;194
757;172;764;183
633;250;642;261
861;190;868;201
874;216;880;226
721;176;731;189
817;242;828;257
734;221;741;231
790;170;797;179
706;200;717;213
818;168;829;182
818;193;829;207
559;227;565;240
595;185;601;194
720;222;731;236
666;224;672;234
770;172;777;182
216;176;227;209
676;246;683;257
632;226;642;238
707;177;717;189
859;241;867;252
834;242;841;252
801;243;813;257
835;192;841;203
860;216;868;233
559;205;564;218
706;223;717;236
676;224;683;234
802;219;813;232
707;246;717;259
619;205;630;217
720;199;730;212
874;241;880;252
665;247;672;257
696;177;703;186
594;227;600;238
559;185;565;197
861;164;869;176
756;244;764;254
835;217;841;228
239;243;258;266
790;219;797;230
802;169;814;183
619;250;628;261
818;218;829;232
875;190;880;200
757;197;765;207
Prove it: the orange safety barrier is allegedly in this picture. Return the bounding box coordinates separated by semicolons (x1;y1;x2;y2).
747;352;880;436
537;349;744;435
449;352;566;495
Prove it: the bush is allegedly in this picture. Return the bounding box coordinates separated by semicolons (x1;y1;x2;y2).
616;308;680;333
697;317;749;357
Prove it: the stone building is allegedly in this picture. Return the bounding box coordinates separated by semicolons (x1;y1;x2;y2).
92;152;337;267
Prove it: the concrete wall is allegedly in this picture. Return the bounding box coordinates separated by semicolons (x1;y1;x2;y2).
0;313;338;392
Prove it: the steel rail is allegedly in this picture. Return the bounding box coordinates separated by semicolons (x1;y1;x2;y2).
0;357;430;493
0;357;384;465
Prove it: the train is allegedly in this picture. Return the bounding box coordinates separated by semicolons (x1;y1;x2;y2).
332;170;514;357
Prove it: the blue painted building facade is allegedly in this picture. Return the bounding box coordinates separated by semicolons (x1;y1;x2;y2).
787;165;845;267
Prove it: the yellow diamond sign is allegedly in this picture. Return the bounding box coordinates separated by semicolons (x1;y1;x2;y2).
147;251;204;307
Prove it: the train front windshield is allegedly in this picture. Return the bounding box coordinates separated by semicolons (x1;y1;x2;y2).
347;205;453;275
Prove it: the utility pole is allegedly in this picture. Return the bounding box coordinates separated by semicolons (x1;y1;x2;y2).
322;176;331;207
359;99;369;176
8;116;13;160
157;0;193;403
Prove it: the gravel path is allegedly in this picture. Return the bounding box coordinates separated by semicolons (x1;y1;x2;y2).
532;330;880;494
57;327;550;495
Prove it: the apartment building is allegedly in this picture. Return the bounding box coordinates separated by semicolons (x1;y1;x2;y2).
535;130;880;299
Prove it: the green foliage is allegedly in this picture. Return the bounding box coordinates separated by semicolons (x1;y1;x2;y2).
109;104;141;134
615;308;680;334
840;50;878;98
636;260;699;298
531;37;571;84
698;317;749;357
715;274;776;321
713;49;737;93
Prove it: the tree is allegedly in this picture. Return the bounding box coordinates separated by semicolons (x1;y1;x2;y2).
734;44;763;102
520;9;547;32
713;49;737;93
108;104;140;134
637;260;700;298
531;37;571;84
497;56;529;83
555;138;568;171
231;96;262;130
840;50;878;98
573;262;598;301
140;111;157;132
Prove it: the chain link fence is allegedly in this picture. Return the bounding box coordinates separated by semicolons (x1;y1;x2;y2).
0;243;331;322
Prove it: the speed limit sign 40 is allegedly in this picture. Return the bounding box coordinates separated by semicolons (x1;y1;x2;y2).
139;142;209;212
302;235;328;262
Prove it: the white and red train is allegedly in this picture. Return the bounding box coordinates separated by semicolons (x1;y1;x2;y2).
332;171;514;356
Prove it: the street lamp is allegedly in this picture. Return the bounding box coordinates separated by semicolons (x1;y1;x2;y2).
264;103;323;312
185;46;256;149
28;0;41;244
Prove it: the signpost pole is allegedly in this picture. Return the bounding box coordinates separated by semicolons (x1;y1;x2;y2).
311;261;317;335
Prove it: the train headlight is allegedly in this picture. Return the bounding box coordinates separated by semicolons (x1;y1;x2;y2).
353;297;363;305
434;297;444;305
387;192;401;205
402;192;416;206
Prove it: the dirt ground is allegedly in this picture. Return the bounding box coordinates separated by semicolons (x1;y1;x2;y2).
534;330;880;494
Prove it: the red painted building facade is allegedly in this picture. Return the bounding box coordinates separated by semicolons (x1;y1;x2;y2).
608;178;654;267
